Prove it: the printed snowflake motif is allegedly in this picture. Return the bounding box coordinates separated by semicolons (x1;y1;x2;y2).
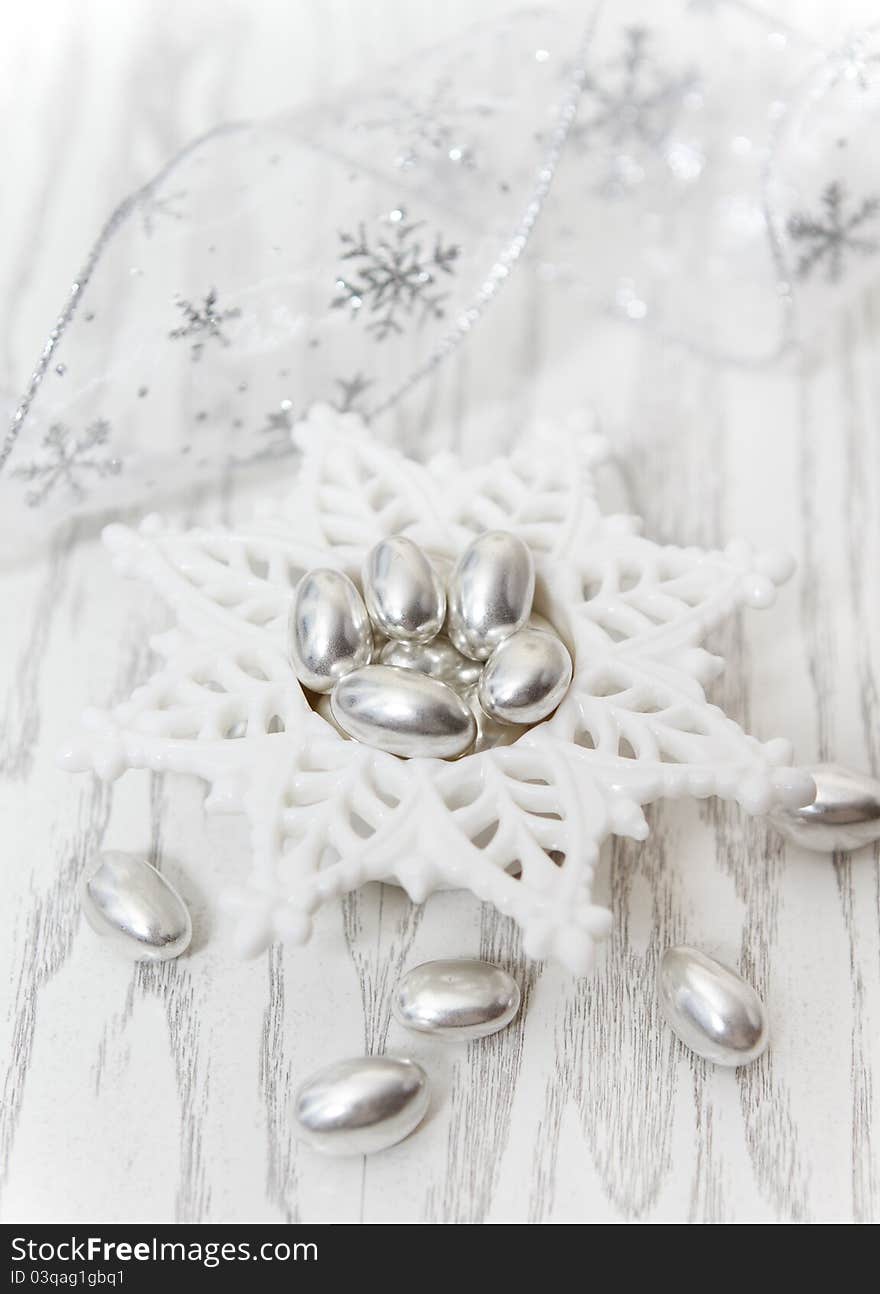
256;402;296;459
331;211;460;340
830;30;880;91
333;372;374;413
571;27;696;193
138;187;187;237
787;182;880;283
12;420;121;507
169;289;241;360
59;406;813;974
354;77;495;170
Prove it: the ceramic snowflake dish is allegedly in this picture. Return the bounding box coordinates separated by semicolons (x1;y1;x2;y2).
60;405;814;973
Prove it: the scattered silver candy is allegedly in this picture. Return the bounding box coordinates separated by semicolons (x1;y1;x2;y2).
446;530;535;661
379;635;482;692
294;1056;430;1156
289;568;372;693
769;762;880;853
362;536;446;643
464;686;527;752
80;851;192;961
394;959;521;1040
331;664;477;759
478;627;572;725
658;946;769;1067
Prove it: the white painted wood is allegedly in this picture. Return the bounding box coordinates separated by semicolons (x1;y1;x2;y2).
1;0;879;1223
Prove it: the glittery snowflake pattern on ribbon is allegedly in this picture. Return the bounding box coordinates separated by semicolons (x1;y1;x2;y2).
570;25;697;195
331;211;460;340
354;76;495;171
12;420;121;507
59;406;814;973
787;181;880;282
169;289;242;361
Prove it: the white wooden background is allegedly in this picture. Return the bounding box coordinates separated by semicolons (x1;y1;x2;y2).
1;0;879;1224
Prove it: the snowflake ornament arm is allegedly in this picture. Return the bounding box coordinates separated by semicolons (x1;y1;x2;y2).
59;405;813;973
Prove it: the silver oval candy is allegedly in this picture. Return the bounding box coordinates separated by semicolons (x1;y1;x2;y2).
394;959;521;1040
464;687;527;753
289;568;372;693
446;530;535;661
658;946;769;1067
363;536;446;643
331;665;476;759
478;628;572;726
379;635;482;692
769;762;880;852
294;1056;429;1156
81;852;192;961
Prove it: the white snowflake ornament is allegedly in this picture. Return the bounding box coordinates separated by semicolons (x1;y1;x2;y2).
59;405;814;974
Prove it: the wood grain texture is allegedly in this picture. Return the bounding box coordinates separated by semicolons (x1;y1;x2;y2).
1;0;879;1224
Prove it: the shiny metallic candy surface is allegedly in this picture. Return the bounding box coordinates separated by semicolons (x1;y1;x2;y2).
658;946;769;1067
446;530;535;661
464;686;527;752
289;568;372;693
362;536;446;643
294;531;573;760
80;852;192;962
331;664;477;759
379;635;482;692
294;1056;430;1156
769;762;880;852
478;628;572;725
394;959;521;1040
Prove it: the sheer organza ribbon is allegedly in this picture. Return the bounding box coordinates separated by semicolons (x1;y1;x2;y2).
2;3;878;561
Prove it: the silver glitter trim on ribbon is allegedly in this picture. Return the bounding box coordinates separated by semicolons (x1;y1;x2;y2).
365;10;600;422
2;10;598;481
1;11;599;475
0;122;249;475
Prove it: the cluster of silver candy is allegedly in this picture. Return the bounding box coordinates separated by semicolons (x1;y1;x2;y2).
289;530;573;759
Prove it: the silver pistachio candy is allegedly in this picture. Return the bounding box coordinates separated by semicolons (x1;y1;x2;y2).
393;959;521;1040
658;946;769;1067
81;852;192;961
379;635;482;692
478;627;572;726
294;1056;430;1156
446;530;535;661
289;568;372;693
362;535;446;643
331;664;476;759
769;762;880;852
